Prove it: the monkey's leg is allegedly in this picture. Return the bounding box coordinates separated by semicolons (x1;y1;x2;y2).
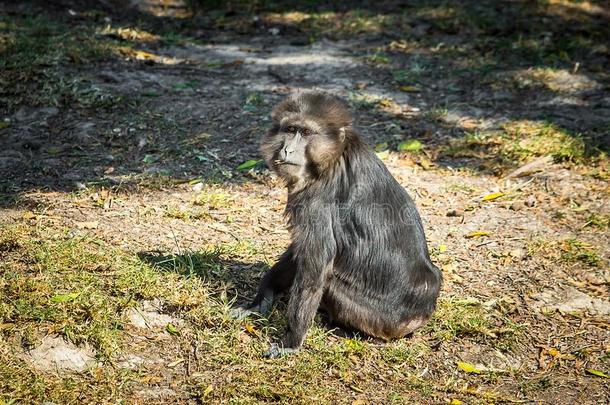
231;249;295;319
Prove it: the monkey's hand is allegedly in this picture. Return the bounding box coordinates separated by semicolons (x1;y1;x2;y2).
264;343;298;358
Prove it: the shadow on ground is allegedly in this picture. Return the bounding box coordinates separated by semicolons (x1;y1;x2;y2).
137;249;267;303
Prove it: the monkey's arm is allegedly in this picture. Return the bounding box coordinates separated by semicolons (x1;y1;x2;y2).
267;217;335;358
231;248;295;319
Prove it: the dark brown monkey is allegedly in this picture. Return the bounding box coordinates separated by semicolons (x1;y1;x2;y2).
235;91;441;357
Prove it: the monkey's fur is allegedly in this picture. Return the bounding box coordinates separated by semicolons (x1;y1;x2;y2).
236;91;441;357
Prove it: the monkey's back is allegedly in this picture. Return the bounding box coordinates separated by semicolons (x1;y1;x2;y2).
323;136;442;333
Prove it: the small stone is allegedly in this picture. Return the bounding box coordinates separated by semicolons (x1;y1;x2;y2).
192;182;204;192
509;248;526;259
446;208;464;217
510;201;525;211
525;195;536;207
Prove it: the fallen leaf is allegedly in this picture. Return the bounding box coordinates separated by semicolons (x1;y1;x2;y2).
46;146;62;155
374;142;388;152
450;400;463;405
586;369;609;378
142;154;157;163
167;358;185;368
399;85;421;92
140;375;163;384
482;192;505;201
418;157;433;170
376;150;390;160
133;50;157;60
244;323;258;335
504;155;553;178
166;323;180;336
352;400;367;405
23;211;37;220
457;361;481;374
548;347;560;357
51;292;80;303
465;231;489;239
439;244;447;253
398;139;423;152
202;384;214;397
378;98;393;108
236;159;262;170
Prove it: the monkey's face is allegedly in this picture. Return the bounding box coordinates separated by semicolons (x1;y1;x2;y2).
261;92;352;186
261;118;344;185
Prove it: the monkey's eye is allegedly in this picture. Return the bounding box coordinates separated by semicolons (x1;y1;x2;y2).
302;128;312;136
286;126;296;133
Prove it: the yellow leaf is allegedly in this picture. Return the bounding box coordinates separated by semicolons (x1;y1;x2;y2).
352;400;367;405
482;192;505;201
439;244;447;253
465;231;489;239
457;361;481;374
450;400;463;405
244;323;257;335
23;211;37;220
378;98;393;108
202;384;214;396
376;150;390;160
586;369;609;378
399;85;421;92
134;50;157;60
548;347;560;357
201;384;214;397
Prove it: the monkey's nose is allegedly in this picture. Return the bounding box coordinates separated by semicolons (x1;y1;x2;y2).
280;147;293;161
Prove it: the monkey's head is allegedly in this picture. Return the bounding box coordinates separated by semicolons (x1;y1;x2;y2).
261;91;352;186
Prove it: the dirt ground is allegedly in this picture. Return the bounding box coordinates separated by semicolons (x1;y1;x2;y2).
1;0;609;404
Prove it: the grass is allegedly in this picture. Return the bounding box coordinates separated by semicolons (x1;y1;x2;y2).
0;14;122;111
1;223;528;403
439;120;592;173
528;237;603;268
560;239;602;267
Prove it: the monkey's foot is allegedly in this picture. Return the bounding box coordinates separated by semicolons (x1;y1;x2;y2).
264;343;298;358
229;306;260;320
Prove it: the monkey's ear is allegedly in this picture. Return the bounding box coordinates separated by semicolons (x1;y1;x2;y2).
271;97;298;122
339;127;348;142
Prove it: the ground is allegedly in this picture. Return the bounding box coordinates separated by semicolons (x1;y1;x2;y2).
0;0;609;403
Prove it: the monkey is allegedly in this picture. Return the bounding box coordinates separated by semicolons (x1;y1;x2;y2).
234;91;442;358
